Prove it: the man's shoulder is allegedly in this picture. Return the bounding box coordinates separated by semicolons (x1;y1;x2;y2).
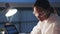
50;14;60;20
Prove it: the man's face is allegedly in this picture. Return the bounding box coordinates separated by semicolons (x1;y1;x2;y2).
33;7;50;21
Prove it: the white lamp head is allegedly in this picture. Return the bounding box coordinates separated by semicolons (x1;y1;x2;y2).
5;9;17;17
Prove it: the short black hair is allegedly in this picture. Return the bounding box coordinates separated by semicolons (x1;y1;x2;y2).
34;0;50;10
34;0;54;13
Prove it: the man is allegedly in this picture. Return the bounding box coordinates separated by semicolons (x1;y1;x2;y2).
30;0;60;34
0;3;11;22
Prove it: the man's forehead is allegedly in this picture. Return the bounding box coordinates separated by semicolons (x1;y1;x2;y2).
33;7;38;12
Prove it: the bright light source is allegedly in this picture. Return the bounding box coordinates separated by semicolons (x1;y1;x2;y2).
5;9;17;17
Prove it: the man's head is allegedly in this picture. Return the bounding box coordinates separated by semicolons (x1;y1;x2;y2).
33;0;54;21
5;3;11;8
